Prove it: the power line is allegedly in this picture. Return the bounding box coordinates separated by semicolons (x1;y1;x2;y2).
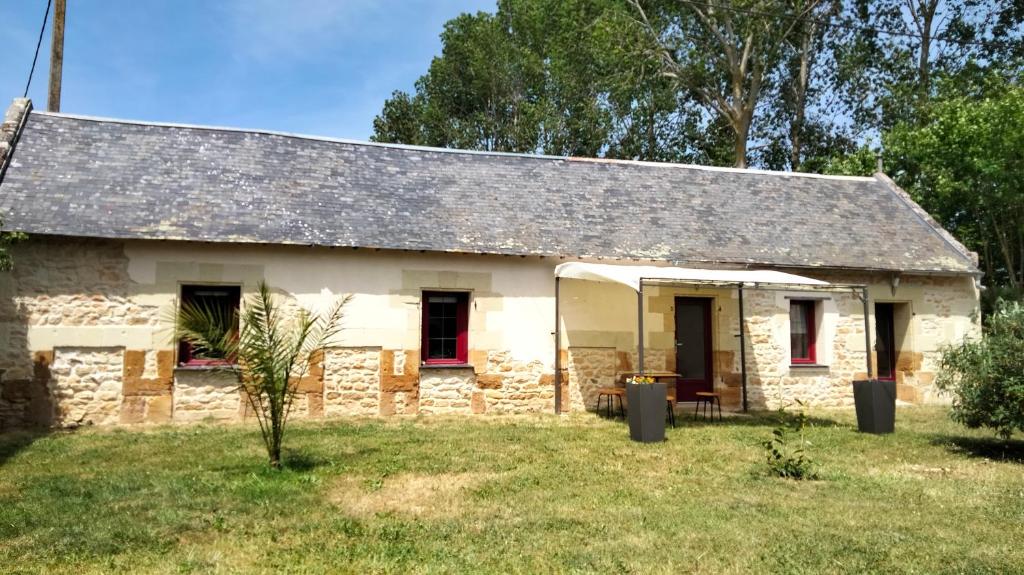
675;0;995;48
23;0;53;98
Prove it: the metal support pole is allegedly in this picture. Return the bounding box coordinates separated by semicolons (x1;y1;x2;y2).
861;286;874;379
637;281;645;374
738;284;748;412
554;276;561;414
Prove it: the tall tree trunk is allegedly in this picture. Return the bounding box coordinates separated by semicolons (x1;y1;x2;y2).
789;21;817;171
909;0;939;110
734;111;752;169
991;210;1020;290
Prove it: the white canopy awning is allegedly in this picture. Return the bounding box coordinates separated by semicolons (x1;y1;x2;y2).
553;262;829;292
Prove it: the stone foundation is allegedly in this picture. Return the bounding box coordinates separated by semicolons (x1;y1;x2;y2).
324;347;381;417
419;368;476;415
172;369;241;423
49;347;124;426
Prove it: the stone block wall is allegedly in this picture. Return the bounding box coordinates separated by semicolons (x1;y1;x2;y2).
323;347;381;417
419;368;476;415
0;236;981;427
49;347;124;426
172;369;242;423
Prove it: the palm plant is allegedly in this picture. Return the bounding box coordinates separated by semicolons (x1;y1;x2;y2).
175;281;349;468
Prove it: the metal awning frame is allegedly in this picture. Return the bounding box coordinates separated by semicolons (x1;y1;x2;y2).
554;276;873;414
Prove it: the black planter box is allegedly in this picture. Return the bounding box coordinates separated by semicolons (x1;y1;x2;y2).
852;379;896;434
626;382;667;443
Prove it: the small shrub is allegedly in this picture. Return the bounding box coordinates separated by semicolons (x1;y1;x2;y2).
763;402;818;480
937;300;1024;441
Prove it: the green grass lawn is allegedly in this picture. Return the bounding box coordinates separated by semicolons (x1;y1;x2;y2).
1;408;1023;574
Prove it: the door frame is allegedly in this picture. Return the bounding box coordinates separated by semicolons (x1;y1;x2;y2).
674;296;714;401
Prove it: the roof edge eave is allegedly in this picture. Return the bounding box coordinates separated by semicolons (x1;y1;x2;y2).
873;172;980;273
12;231;982;277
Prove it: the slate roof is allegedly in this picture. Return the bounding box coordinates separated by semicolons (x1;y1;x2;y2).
0;111;978;274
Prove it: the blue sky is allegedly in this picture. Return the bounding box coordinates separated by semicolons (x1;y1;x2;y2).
0;0;495;140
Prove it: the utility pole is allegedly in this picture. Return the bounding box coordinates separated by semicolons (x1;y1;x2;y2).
47;0;66;112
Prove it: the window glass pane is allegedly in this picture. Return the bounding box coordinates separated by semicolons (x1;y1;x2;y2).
790;302;810;360
791;333;808;359
180;285;240;364
425;293;463;360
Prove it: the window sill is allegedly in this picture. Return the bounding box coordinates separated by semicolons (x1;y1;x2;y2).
420;363;474;370
175;364;239;372
789;364;829;370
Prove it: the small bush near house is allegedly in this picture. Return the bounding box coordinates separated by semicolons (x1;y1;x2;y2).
763;402;818;479
937;300;1024;440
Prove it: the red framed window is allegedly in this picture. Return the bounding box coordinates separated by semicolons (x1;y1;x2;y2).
178;284;241;367
789;300;817;364
421;291;469;365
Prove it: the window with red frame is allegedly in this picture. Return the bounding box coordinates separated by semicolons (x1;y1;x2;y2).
421;291;469;364
178;284;241;366
789;300;817;364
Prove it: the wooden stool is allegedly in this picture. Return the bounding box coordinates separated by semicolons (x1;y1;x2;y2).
693;392;722;422
596;387;625;419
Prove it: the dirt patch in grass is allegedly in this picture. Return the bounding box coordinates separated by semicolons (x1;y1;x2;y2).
329;472;496;518
870;461;999;481
0;481;20;498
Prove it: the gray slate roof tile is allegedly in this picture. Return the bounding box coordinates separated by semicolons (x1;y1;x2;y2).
0;112;977;274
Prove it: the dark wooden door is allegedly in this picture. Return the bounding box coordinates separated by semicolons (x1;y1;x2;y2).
875;303;896;381
674;297;713;401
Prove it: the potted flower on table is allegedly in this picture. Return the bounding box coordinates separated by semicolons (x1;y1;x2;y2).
625;375;667;443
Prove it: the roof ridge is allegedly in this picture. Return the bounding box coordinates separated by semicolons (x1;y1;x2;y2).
29;110;877;182
873;172;979;270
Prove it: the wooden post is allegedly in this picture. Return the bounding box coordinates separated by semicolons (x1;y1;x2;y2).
47;0;66;112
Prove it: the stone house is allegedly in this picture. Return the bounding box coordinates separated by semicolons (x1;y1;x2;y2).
0;98;981;428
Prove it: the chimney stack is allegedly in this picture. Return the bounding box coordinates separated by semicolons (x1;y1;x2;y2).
0;99;33;179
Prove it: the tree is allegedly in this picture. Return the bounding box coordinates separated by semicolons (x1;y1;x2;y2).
176;282;350;468
831;0;1018;133
371;0;706;161
627;0;825;168
884;72;1024;298
937;300;1024;440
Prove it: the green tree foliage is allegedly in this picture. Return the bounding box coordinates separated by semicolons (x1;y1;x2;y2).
628;0;840;168
884;72;1024;300
937;300;1024;440
831;0;1012;132
372;0;708;161
175;282;350;468
0;230;26;271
